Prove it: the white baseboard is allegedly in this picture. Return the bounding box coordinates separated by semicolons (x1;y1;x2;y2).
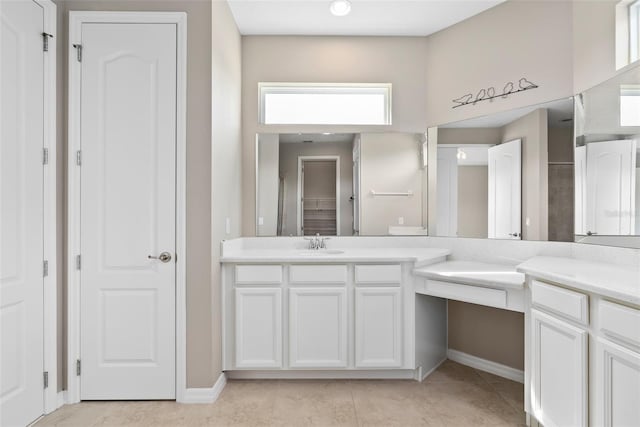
447;349;524;384
180;373;227;404
226;369;416;380
418;357;447;382
56;391;67;409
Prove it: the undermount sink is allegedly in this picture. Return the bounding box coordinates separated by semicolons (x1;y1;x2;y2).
298;249;345;256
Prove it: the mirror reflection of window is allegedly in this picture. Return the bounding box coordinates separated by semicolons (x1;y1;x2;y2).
620;85;640;126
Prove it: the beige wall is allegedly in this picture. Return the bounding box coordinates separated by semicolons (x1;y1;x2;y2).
52;0;239;390
360;133;424;235
458;166;489;238
572;0;618;94
241;36;429;235
278;141;354;236
448;301;524;370
501;108;549;241
424;0;574;127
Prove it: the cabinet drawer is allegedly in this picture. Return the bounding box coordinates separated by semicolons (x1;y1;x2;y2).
424;279;506;309
599;300;640;349
355;264;401;284
289;265;347;284
235;265;282;284
531;280;589;325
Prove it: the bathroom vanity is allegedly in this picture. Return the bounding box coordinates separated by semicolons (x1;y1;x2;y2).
220;238;640;426
221;245;450;379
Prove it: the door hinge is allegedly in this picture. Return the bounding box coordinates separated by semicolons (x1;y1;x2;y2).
76;150;82;166
72;44;82;62
43;147;49;165
76;360;81;376
76;255;81;270
43;260;49;277
43;371;49;388
42;32;53;52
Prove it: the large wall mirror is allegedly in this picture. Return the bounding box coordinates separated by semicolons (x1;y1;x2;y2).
255;132;428;236
430;97;575;241
574;64;640;247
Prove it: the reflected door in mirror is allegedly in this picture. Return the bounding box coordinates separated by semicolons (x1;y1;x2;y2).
488;139;522;239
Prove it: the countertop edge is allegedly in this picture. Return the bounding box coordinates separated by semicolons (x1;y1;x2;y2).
517;258;640;306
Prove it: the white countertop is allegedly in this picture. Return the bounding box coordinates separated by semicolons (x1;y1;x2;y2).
220;247;451;267
517;256;640;306
413;261;525;290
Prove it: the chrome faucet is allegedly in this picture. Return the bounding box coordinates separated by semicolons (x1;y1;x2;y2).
304;233;330;250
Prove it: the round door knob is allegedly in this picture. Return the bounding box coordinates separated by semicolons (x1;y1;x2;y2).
148;252;172;263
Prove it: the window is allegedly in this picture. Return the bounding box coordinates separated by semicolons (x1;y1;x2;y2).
259;83;392;125
631;0;640;62
620;85;640;126
616;0;640;68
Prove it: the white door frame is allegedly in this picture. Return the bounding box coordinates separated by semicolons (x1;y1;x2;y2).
66;11;187;403
33;0;59;415
296;156;341;236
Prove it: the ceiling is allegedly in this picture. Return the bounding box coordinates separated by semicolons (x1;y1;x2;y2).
227;0;505;36
440;97;575;129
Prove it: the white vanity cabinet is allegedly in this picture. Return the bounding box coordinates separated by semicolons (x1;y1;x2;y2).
594;300;640;427
529;280;589;427
289;287;348;368
525;277;640;427
222;262;429;376
235;287;282;368
530;308;588;427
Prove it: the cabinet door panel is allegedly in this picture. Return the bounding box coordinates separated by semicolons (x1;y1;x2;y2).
235;288;282;368
355;287;402;368
531;309;587;427
289;288;347;368
596;338;640;427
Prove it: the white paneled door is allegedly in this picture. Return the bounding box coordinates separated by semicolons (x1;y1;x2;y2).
0;0;45;425
585;139;637;236
488;139;522;239
79;22;177;399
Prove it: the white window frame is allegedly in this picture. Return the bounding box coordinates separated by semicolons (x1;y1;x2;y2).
630;0;640;62
620;84;640;126
258;83;392;125
616;0;640;68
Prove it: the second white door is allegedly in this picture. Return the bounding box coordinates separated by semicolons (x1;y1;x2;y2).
488;139;522;239
78;22;177;400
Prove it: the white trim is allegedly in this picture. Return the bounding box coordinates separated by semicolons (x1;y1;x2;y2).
66;11;188;404
447;349;525;384
56;391;67;409
34;0;59;415
225;369;417;380
181;373;227;404
296;155;341;236
418;357;447;382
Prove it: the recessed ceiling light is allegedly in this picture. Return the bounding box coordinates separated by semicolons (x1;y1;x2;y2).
330;0;351;17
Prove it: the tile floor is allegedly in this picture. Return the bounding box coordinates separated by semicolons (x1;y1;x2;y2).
36;361;525;426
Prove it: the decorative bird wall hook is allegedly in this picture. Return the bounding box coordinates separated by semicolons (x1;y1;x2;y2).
452;93;473;106
502;82;514;98
519;77;537;90
451;77;539;109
